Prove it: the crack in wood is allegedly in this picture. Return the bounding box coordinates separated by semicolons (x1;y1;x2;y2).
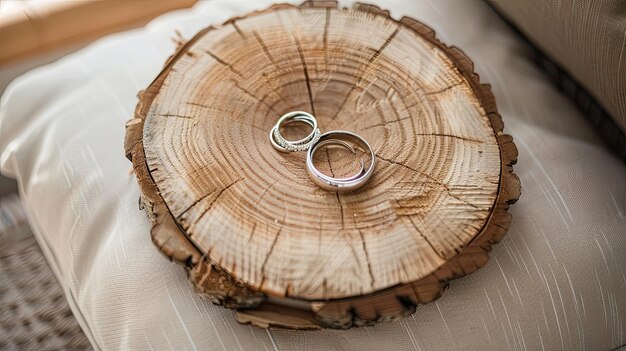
447;192;480;209
331;25;400;120
424;82;463;96
231;81;280;116
160;113;194;120
260;228;282;284
362;26;400;78
252;31;276;65
324;147;345;229
323;8;330;49
179;178;244;224
322;8;331;90
344;234;361;268
247;221;257;243
205;50;244;77
407;215;445;260
177;190;216;221
397;101;421;114
255;180;278;206
294;35;317;116
357;229;376;288
317;219;323;254
335;192;345;229
375;153;447;186
239;123;267;134
362;116;412;130
231;21;246;39
249;31;292;108
186;101;211;109
414;133;483;143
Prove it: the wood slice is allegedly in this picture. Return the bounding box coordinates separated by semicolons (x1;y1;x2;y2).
125;1;520;329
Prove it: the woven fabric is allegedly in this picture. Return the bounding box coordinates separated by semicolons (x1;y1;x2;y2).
0;194;92;350
492;0;626;134
0;0;625;350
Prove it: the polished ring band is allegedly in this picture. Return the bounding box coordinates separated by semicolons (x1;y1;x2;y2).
306;130;376;192
270;111;321;152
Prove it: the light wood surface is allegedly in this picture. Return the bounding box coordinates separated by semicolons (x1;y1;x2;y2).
0;0;197;66
125;1;520;329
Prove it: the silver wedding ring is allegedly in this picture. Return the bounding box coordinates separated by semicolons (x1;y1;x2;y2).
269;111;321;152
306;131;375;192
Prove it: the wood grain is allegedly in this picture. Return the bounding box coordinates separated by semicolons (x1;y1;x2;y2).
125;0;520;329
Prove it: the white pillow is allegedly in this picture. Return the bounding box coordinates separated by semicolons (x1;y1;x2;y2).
1;0;625;350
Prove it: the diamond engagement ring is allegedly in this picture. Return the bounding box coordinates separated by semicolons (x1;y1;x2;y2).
269;111;321;152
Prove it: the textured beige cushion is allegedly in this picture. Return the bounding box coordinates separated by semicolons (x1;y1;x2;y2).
1;0;625;350
493;0;626;132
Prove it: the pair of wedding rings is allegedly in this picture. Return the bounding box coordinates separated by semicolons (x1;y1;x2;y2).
269;111;375;192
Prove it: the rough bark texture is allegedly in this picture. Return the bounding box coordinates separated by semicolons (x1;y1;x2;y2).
125;0;520;329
